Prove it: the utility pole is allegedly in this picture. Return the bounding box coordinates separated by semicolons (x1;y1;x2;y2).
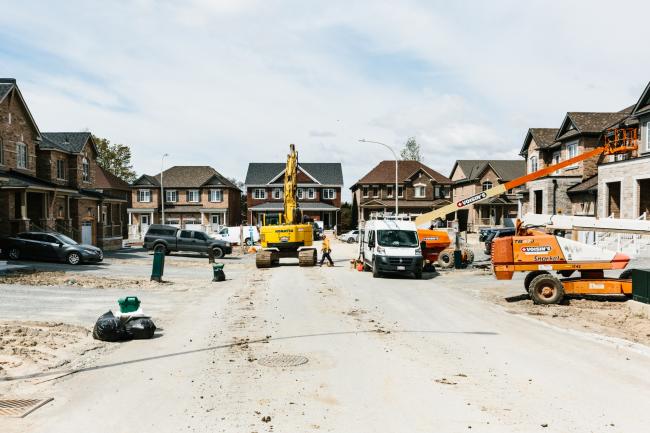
161;153;169;224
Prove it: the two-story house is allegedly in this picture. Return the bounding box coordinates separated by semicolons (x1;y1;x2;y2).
350;160;452;223
520;110;630;218
128;165;241;238
0;78;128;249
449;160;525;231
245;162;343;228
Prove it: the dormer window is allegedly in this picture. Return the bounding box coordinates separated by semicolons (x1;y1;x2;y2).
82;157;89;181
414;184;426;198
482;181;493;191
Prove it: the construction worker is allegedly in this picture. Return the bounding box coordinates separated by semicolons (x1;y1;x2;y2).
319;234;334;267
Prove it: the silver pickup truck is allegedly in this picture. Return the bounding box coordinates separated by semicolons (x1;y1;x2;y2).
143;224;232;258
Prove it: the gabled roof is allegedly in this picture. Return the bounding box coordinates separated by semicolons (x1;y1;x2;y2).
519;128;559;155
246;163;343;186
451;160;526;183
132;174;160;187
95;165;130;191
40;132;95;154
152;166;238;189
567;174;598;195
555;112;630;141
631;81;650;117
0;78;41;139
353;160;450;186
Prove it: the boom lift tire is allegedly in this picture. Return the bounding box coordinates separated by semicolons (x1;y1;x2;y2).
529;274;565;305
256;250;273;268
298;249;317;267
437;251;454;269
463;248;475;264
524;270;550;291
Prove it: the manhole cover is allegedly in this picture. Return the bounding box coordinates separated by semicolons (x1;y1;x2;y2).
0;398;53;418
258;354;309;367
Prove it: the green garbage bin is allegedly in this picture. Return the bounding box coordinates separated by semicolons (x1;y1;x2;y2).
212;263;225;282
118;296;141;313
151;248;165;282
632;269;650;304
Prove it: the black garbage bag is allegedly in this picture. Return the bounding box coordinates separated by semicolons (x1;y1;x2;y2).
93;311;131;342
124;317;157;339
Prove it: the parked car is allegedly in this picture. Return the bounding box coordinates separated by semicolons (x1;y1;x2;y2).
213;225;259;245
144;224;232;258
1;231;103;265
339;230;359;243
484;228;516;255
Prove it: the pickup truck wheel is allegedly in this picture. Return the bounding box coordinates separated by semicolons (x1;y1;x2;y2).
153;244;167;254
211;247;224;259
8;248;20;260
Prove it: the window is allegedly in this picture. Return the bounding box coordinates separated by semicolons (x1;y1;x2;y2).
165;190;178;202
434;185;450;199
272;188;283;199
193;232;208;241
253;188;267;199
56;159;65;179
414;184;426;198
137;189;151;202
16;143;27;168
179;230;192;239
566;142;578;167
386;185;394;198
306;188;315;199
187;190;199;202
646;121;650;152
530;156;538;173
322;188;336;199
372;186;379;198
552;152;560;165
482;181;493;191
0;137;4;165
209;189;223;202
82;157;89;181
398;186;404;198
297;188;304;199
362;186;369;198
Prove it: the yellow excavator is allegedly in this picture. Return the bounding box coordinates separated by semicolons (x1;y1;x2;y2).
255;144;318;268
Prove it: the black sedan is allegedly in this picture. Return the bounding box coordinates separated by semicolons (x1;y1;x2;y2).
2;232;104;265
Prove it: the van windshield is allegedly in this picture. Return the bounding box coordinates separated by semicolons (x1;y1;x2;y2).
377;230;419;248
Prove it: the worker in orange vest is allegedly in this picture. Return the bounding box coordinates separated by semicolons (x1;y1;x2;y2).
319;235;334;267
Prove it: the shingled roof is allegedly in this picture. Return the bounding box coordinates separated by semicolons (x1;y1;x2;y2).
40;132;94;154
151;166;239;189
95;166;130;191
555;112;630;141
567;175;598;195
452;160;526;183
245;163;343;186
0;78;41;138
353;160;450;186
632;81;650;117
519;128;559;155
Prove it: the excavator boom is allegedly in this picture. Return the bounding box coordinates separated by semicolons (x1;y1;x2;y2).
283;144;299;225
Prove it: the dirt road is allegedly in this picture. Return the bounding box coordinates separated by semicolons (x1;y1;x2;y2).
4;242;650;432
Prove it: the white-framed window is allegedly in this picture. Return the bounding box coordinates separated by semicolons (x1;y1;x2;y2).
434;185;450;199
306;187;315;199
16;142;27;169
552;152;560;165
209;189;223;202
482;181;493;191
272;188;283;199
187;189;199;202
297;188;304;200
137;189;151;203
386;185;394;198
82;157;89;181
397;186;404;198
253;188;267;199
165;190;178;202
530;156;538;173
322;188;336;199
362;186;369;198
56;159;66;179
646;121;650;152
566;142;578;167
414;184;426;198
372;186;379;198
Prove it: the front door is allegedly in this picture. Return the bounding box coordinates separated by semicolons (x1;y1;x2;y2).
81;221;93;245
140;214;150;238
211;214;222;232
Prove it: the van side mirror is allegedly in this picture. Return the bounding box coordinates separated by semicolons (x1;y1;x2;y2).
368;239;375;248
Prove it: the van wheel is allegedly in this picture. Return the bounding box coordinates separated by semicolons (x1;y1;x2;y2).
372;260;381;278
212;247;224;259
8;248;20;260
414;269;422;279
529;274;565;305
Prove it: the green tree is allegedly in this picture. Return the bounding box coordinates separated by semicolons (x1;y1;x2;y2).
92;135;137;182
400;137;421;161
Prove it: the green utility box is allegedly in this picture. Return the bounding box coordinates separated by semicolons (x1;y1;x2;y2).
632;269;650;304
118;296;141;313
151;249;165;282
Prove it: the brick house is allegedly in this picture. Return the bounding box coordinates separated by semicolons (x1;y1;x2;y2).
519;110;631;217
449;160;525;231
0;78;128;249
245;162;343;228
350;160;451;223
128;166;240;238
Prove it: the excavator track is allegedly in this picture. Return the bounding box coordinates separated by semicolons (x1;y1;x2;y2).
255;250;273;268
298;249;317;267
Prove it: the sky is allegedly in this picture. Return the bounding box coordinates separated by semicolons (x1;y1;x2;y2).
1;0;650;200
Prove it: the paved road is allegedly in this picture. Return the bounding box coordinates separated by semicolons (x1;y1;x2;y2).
4;242;650;433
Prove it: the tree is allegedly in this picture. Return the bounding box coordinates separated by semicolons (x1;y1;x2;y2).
400;137;421;161
92;135;137;182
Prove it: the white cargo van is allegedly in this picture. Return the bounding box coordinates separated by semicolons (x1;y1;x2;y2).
360;219;423;279
213;225;260;245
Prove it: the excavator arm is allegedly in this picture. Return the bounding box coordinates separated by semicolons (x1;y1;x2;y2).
414;131;637;228
283;144;299;225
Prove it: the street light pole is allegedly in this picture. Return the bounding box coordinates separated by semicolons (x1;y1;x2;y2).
359;139;399;216
161;153;169;225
